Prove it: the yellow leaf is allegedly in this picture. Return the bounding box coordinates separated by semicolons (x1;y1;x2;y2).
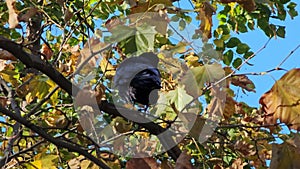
259;68;300;131
28;153;58;169
47;79;59;105
0;69;19;87
26;76;58;105
184;54;200;67
100;57;116;79
197;2;215;41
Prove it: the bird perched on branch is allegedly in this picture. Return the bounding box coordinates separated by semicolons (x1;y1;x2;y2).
113;52;161;108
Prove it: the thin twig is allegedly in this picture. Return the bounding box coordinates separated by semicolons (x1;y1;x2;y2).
276;44;300;68
209;38;272;90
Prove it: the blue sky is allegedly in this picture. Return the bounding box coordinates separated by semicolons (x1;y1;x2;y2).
174;1;300;107
235;4;300;107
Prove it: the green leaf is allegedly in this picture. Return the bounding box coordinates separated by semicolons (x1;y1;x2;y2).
183;15;192;24
213;39;224;48
166;86;193;111
181;63;225;96
276;26;286;38
243;51;254;59
233;58;243;69
280;0;291;4
278;10;287;20
226;37;241;48
171;15;180;22
110;25;136;42
136;24;157;53
179;19;186;31
236;43;250;54
223;50;233;66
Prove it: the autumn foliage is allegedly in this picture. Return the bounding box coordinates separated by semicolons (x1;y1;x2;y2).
0;0;299;169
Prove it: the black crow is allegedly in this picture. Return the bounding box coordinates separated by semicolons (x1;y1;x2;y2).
114;52;161;107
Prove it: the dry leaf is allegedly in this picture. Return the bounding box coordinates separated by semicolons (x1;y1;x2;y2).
126;156;160;169
6;0;20;28
64;8;73;22
223;96;237;119
197;2;215;41
0;50;16;61
231;75;256;92
19;7;38;22
270;140;300;169
175;150;192;169
0;96;8;107
234;140;256;157
259;68;300;131
41;44;53;60
229;158;247;169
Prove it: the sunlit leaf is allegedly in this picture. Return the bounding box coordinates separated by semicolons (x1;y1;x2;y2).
260;68;300;131
6;0;19;28
181;63;225;96
166;86;193;111
197;2;215;41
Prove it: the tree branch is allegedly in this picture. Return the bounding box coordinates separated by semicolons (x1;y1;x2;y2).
0;36;181;161
0;106;110;169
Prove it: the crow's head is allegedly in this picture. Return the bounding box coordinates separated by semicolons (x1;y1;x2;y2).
114;52;161;106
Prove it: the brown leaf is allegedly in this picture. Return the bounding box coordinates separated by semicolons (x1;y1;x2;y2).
0;96;8;107
231;75;256;92
6;0;20;28
175;150;192;169
259;68;300;131
78;38;107;75
0;50;16;61
270;139;300;169
221;96;236;119
234;140;256;157
161;159;174;169
64;8;73;23
18;7;38;22
40;44;53;60
126;156;160;169
95;84;105;103
197;2;215;41
229;158;247;169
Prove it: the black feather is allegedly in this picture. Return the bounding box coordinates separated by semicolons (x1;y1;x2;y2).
114;52;161;106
